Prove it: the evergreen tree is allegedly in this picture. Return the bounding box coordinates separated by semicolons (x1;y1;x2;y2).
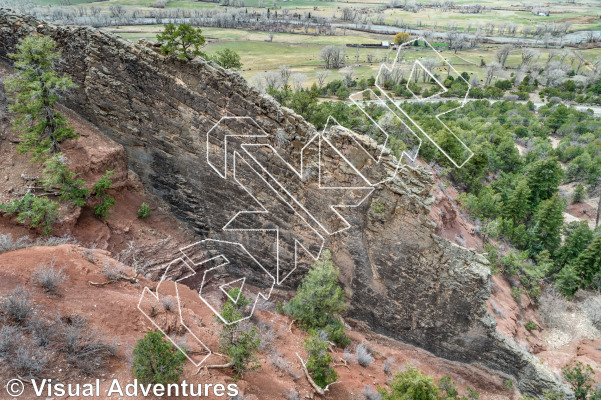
157;23;206;60
573;234;601;288
5;36;78;161
92;170;116;219
495;138;522;173
555;264;581;298
284;250;345;330
0;193;58;235
546;105;569;133
212;48;242;70
526;157;564;206
555;221;593;269
562;362;595;400
450;151;488;192
572;184;586;203
504;178;531;224
42;154;89;207
437;130;464;167
530;194;565;255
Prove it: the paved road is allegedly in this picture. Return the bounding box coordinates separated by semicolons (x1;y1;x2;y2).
333;23;596;45
363;96;601;114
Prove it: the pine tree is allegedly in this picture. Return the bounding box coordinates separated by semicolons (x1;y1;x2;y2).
562;361;595;400
4;36;78;161
156;23;206;60
504;178;531;224
284;250;345;329
526;157;564;206
0;193;58;235
284;250;349;347
572;184;586;203
555;221;593;269
573;234;601;288
42;154;89;207
212;48;242;70
530;194;565;255
92;170;116;219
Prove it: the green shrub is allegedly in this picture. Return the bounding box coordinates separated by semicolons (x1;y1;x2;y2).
212;48;242;69
138;202;151;218
524;320;538;331
438;376;458;398
510;287;522;306
562;361;595;400
554;265;581;298
92;170;116;219
573;233;601;289
304;332;338;388
132;331;186;385
276;300;284;314
322;317;351;348
371;200;386;213
336;86;350;100
218;288;261;378
284;250;349;346
378;366;440;400
1;193;58;235
42;154;89;207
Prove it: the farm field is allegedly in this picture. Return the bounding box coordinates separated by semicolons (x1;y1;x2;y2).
110;24;600;87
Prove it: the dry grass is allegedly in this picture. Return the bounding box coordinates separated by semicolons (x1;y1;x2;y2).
539;287;600;349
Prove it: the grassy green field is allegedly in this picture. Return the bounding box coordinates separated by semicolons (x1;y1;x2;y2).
112;20;601;85
109;22;601;88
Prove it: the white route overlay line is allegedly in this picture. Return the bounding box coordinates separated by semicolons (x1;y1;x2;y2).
222;149;325;285
138;37;475;367
138;239;276;367
375;38;474;168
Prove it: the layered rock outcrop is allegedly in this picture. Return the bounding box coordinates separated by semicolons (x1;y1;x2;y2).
0;10;571;396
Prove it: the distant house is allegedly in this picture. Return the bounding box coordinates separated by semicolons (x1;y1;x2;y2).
381;41;390;48
538;12;549;16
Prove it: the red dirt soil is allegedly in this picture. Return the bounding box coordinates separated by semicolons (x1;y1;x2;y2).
0;244;518;400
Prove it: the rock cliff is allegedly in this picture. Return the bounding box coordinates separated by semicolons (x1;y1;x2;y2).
0;10;571;396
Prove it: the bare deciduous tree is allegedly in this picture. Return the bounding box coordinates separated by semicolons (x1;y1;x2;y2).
316;70;330;88
340;66;355;87
520;48;539;68
485;62;501;86
495;45;513;68
279;65;291;88
291;73;307;91
261;71;281;90
420;58;439;82
319;45;345;69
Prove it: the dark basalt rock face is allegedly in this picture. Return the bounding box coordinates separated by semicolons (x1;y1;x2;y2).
0;10;571;397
